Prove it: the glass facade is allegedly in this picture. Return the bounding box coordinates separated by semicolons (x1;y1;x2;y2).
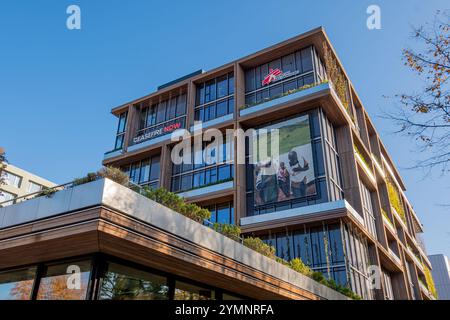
245;109;343;216
0;255;246;300
0;267;36;300
121;155;161;189
171;139;234;193
195;72;234;123
2;171;22;188
27;181;43;193
114;111;128;150
359;180;378;239
244;46;325;106
98;262;169;300
260;221;372;299
261;223;347;286
205;201;235;225
134;93;187;145
36;260;91;300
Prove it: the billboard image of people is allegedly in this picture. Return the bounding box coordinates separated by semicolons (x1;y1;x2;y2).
252;115;316;206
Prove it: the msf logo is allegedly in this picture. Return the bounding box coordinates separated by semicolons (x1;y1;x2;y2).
262;68;283;86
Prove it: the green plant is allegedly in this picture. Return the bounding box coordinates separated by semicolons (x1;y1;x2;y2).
0;148;7;190
73;172;98;186
242;237;276;259
143;187;211;223
34;187;57;199
423;263;438;299
354;144;371;169
72;166;130;187
213;223;241;241
98;166;130;185
289;258;313;277
386;176;406;223
323;43;352;116
239;80;328;111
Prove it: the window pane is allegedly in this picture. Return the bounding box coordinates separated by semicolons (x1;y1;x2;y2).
228;73;234;95
147;106;157;126
149;156;160;181
99;263;169;300
193;172;205;188
181;174;192;191
28;181;43;193
217;204;230;224
0;267;36;300
218;165;230;181
37;260;91;300
115;134;124;150
139;160;150;183
118;112;127;133
174;281;215;300
167;98;177;120
130;163;140;184
227;98;234;114
176;94;187;116
301;48;313;72
156;101;166;123
216;100;227;118
196;83;204;106
217;75;228;98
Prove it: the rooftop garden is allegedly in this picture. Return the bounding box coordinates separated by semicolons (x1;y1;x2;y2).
17;166;361;300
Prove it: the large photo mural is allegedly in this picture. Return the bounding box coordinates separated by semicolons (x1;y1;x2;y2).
252;115;316;206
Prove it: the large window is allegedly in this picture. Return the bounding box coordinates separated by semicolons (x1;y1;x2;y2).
244;46;323;106
342;224;373;300
36;260;91;300
27;181;43;193
121;155;160;189
205;201;234;225
0;256;247;300
134;93;187;145
2;171;22;188
99;263;169;300
114;111;128;150
0;190;16;206
261;224;347;286
194;73;234;123
0;267;37;300
174;281;215;300
171;139;234;193
359;180;377;239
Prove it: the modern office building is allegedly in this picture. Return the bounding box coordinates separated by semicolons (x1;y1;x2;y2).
429;254;450;300
0;27;436;300
0;163;56;207
101;27;436;300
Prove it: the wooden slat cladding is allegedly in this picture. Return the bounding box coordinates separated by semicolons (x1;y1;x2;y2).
0;206;323;300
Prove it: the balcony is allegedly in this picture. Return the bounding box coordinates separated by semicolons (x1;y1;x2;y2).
239;81;330;117
103;148;124;160
0;178;349;300
388;248;402;266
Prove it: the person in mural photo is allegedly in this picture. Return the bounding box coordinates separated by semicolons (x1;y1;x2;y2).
277;161;290;198
287;150;309;198
254;115;316;206
255;158;278;204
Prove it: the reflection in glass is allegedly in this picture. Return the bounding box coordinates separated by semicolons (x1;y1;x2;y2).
99;263;169;300
174;281;214;300
0;267;36;300
37;260;91;300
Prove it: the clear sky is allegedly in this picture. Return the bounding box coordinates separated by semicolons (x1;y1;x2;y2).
0;0;448;257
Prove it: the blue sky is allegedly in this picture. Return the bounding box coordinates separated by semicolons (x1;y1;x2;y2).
0;0;448;257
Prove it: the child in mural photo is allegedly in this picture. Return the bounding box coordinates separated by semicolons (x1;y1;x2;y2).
287;150;309;198
277;161;290;198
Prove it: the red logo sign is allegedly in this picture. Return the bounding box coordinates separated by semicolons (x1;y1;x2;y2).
262;68;283;86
